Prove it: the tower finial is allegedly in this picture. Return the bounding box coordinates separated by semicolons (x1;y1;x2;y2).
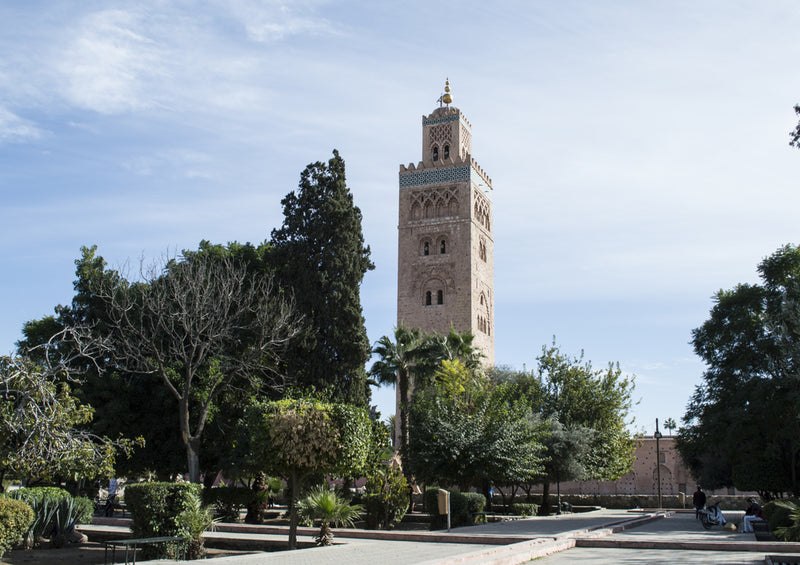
442;78;452;106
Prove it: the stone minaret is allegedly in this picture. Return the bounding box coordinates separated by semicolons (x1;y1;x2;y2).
397;79;494;365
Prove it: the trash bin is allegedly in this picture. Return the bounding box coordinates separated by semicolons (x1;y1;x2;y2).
437;489;450;515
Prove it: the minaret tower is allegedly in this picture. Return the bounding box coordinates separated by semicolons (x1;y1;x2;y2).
397;79;494;364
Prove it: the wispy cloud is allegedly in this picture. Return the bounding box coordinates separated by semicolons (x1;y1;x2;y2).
220;0;340;42
56;9;166;114
0;106;42;143
121;149;215;180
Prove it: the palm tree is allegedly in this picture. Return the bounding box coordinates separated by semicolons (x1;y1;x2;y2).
369;325;423;456
419;327;485;389
298;486;362;546
663;417;677;436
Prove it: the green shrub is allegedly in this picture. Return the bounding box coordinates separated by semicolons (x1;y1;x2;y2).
203;486;257;523
126;482;206;560
764;499;800;536
774;501;800;542
463;493;486;523
510;503;538;517
7;487;92;548
362;465;409;530
423;488;485;529
0;498;34;557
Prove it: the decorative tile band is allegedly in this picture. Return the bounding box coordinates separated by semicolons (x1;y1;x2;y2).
400;165;471;188
423;115;460;126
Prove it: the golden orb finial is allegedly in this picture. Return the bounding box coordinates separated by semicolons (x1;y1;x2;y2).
442;78;452;105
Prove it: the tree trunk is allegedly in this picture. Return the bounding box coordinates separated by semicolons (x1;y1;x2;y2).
288;471;300;550
186;438;201;484
178;394;203;483
540;482;551;516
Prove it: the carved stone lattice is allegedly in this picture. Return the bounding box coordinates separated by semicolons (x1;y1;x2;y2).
460;123;472;156
473;189;491;231
429;124;452;146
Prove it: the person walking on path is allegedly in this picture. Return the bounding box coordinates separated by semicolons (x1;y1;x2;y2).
692;486;706;517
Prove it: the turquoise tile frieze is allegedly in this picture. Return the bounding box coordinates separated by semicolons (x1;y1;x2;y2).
423;115;460;126
399;165;471;188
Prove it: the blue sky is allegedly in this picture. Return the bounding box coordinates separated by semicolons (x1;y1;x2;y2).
2;1;799;433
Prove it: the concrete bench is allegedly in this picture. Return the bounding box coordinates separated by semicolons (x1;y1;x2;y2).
752;520;777;541
103;535;187;564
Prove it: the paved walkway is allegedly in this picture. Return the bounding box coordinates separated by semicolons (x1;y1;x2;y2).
85;509;800;565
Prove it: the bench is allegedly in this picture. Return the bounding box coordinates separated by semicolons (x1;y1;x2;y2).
103;536;187;564
752;520;777;541
95;498;128;518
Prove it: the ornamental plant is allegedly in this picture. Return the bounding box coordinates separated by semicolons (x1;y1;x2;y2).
298;486;361;546
0;497;34;557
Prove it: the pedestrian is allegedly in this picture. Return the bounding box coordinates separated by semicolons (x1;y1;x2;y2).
692;485;706;516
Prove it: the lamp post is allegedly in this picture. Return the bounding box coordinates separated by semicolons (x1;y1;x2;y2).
654;418;663;509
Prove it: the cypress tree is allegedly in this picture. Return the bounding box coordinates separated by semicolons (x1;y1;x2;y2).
270;150;374;406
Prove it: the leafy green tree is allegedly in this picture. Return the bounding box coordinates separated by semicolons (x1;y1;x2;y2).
538;420;594;514
406;359;545;492
791;104;800;148
536;343;636;482
663;418;677;436
493;345;636;511
270;150;374;407
679;244;800;497
0;355;131;485
238;398;371;549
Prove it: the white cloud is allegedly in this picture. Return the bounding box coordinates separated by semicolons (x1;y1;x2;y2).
0;106;42;142
56;9;166;114
219;0;340;42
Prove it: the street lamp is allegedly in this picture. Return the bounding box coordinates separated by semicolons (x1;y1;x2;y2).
654;418;663;509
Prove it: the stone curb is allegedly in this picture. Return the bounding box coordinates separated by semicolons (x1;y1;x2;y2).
576;538;800;554
407;512;666;565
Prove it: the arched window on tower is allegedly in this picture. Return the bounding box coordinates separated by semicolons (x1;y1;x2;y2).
425;291;432;306
440;239;446;254
423;241;430;256
437;290;443;305
432;146;439;161
443;144;450;159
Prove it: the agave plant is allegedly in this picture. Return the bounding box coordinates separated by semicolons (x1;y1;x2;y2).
50;497;79;548
775;502;800;542
297;485;362;546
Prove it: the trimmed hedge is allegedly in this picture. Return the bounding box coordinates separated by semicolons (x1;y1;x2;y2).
0;498;34;557
203;486;262;523
510;503;538;517
125;482;205;560
423;488;486;529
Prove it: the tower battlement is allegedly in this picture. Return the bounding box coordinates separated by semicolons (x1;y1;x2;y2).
399;156;493;189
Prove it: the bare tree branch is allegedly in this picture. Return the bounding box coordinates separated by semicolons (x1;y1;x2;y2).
65;252;302;482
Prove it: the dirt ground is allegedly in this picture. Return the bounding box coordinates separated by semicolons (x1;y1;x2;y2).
0;543;256;564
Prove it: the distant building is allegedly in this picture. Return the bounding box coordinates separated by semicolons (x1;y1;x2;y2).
558;435;752;497
396;80;495;365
